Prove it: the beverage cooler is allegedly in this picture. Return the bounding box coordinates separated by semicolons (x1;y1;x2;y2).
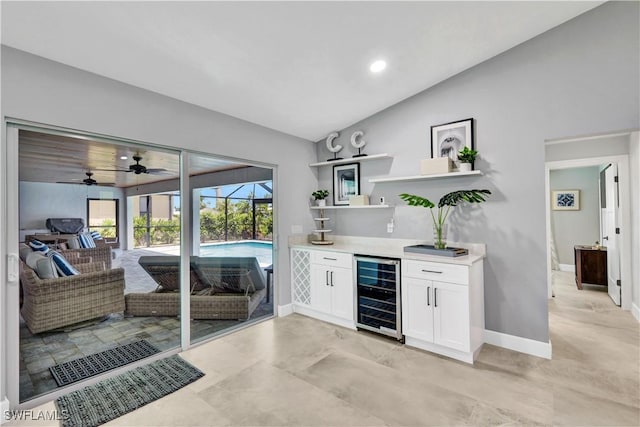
354;256;402;341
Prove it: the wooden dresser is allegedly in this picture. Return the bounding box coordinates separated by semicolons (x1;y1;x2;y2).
574;245;607;289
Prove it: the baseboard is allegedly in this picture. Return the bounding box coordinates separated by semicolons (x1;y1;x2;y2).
559;264;575;273
632;302;640;322
1;397;10;425
277;304;293;317
484;329;552;359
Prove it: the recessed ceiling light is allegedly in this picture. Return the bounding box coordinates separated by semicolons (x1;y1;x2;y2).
369;60;387;73
120;156;128;160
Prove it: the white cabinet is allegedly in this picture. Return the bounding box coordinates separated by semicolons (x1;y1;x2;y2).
402;259;484;363
291;248;355;329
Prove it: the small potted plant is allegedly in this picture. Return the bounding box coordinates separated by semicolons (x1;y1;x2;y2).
457;147;478;172
312;190;330;207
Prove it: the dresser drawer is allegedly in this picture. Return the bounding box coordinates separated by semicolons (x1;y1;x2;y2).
310;250;353;269
403;259;469;285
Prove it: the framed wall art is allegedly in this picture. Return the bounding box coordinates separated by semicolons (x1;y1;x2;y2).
552;190;580;210
333;163;360;205
431;118;474;168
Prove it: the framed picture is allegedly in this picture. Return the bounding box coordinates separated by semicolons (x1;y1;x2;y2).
552;190;580;210
333;163;360;205
431;118;474;169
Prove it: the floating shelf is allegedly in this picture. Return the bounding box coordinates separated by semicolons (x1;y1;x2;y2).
313;229;333;233
309;153;391;167
310;205;392;210
369;170;482;183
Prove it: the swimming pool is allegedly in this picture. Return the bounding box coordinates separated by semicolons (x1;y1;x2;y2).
200;241;273;267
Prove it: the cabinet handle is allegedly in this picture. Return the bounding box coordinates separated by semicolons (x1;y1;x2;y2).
422;269;442;274
330;271;334;286
325;270;329;286
426;286;430;306
323;257;337;261
434;288;438;307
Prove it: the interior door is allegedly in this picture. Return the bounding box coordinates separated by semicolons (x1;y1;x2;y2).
604;164;621;306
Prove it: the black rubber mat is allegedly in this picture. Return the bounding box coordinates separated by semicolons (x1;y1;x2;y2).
49;339;160;387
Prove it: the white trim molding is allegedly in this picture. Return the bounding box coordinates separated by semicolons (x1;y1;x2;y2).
558;264;575;273
1;398;10;425
484;329;552;359
632;303;640;323
277;304;293;317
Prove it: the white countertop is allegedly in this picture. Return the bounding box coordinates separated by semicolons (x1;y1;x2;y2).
289;235;485;266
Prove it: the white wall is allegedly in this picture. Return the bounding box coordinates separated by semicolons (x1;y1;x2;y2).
19;182;126;244
629;132;640;320
549;167;601;265
315;2;639;343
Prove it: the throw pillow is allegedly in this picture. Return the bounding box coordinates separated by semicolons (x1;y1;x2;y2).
19;244;32;262
35;257;59;279
25;251;47;270
90;230;103;240
48;250;80;276
28;239;50;254
79;233;96;249
67;236;81;249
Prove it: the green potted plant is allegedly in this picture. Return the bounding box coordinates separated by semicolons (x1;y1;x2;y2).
457;147;478;172
400;189;491;249
312;189;330;207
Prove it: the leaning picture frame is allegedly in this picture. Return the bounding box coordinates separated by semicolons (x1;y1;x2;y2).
333;163;360;206
431;118;474;169
552;190;580;210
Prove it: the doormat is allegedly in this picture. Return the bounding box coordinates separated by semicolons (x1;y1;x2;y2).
55;355;204;427
49;340;160;387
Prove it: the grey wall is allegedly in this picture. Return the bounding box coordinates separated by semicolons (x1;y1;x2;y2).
545;134;630;162
1;45;318;310
19;182;127;245
549;167;601;265
315;1;639;343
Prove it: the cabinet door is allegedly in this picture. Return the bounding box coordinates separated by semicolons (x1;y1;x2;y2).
330;267;354;321
433;281;470;352
310;264;332;314
401;277;433;342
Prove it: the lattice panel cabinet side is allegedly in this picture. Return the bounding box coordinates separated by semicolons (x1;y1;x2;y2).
291;249;311;305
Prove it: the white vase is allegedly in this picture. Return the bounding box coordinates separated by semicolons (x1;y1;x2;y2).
317;199;326;207
458;162;472;172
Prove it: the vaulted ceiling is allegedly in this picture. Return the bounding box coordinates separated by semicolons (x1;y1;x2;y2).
1;1;603;141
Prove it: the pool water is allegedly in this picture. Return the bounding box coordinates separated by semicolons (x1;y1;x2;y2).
199;241;273;267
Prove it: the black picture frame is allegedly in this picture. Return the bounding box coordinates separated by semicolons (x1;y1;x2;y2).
430;118;474;169
332;163;360;206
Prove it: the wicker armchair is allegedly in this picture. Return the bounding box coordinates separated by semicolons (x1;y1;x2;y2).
20;259;125;334
59;246;113;268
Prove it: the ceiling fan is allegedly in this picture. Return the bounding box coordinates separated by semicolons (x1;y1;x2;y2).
57;172;115;186
98;155;168;175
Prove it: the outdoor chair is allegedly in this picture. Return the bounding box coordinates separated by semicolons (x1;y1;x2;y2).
126;256;266;320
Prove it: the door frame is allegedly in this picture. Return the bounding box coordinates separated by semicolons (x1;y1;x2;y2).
545;154;632;310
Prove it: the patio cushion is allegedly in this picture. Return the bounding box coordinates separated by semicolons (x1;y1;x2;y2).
19;244;32;262
67;236;82;249
48;250;80;276
79;233;96;248
28;239;50;254
35;257;59;279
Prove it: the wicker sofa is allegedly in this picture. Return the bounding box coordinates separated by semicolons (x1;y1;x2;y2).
20;247;125;334
125;256;266;320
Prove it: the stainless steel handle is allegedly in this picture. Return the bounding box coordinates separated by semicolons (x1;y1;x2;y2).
434;288;438;307
325;270;329;286
422;269;443;274
323;257;337;261
330;271;334;286
426;286;430;306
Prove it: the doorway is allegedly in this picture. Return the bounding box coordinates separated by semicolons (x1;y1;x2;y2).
545;154;632;311
4;121;277;408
